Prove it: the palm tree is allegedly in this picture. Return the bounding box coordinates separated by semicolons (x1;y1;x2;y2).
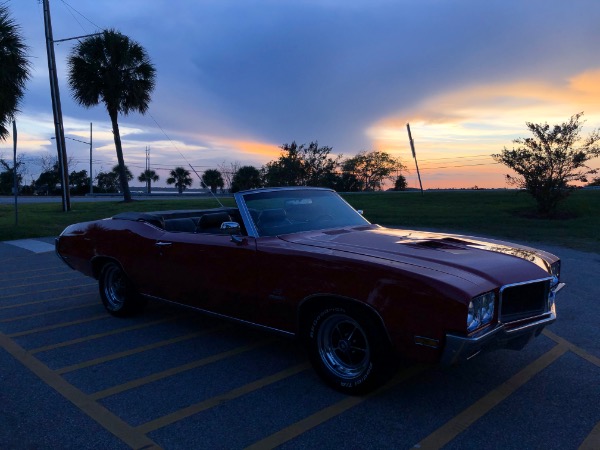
138;169;159;194
0;5;30;140
167;167;193;194
111;164;133;183
201;169;224;193
67;29;156;202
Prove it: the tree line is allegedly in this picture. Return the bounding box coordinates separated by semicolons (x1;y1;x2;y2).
0;141;408;195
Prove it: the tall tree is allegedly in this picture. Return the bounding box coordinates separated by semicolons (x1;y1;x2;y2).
0;5;30;141
231;165;262;192
201;169;224;193
95;164;133;193
493;113;600;214
35;160;61;195
262;141;340;187
167;167;193;194
67;29;156;202
69;169;90;195
0;157;24;194
95;171;119;193
342;151;405;191
138;169;159;194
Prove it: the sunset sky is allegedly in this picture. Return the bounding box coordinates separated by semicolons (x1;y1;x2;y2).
3;0;600;189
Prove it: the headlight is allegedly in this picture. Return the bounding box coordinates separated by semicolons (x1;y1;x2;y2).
550;261;560;287
467;291;495;332
548;261;561;310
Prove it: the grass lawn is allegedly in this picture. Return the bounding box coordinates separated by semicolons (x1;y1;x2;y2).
1;190;598;253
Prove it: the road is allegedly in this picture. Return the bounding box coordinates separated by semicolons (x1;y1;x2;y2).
0;238;598;449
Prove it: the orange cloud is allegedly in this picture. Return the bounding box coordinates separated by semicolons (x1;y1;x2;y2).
368;68;600;188
227;139;281;158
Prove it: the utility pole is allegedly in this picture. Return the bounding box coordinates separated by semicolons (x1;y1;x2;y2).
13;121;18;225
406;123;424;195
145;146;150;193
89;122;93;195
42;0;70;211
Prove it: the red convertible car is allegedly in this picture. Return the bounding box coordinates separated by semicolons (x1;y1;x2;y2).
56;187;564;394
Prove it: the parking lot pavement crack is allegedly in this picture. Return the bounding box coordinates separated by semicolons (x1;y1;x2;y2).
413;343;569;450
0;331;160;449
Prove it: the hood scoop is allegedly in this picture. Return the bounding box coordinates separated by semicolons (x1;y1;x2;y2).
405;239;468;254
323;229;352;236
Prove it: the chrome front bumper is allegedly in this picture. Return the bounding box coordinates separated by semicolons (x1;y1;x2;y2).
440;283;564;366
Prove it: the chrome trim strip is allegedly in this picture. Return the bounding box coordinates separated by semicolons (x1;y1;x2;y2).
441;308;556;365
499;276;554;292
499;276;553;321
142;294;296;338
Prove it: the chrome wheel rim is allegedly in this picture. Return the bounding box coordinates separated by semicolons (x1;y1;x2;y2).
317;313;370;379
103;265;126;311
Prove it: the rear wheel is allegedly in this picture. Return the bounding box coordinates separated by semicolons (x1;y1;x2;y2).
99;262;146;317
305;304;396;395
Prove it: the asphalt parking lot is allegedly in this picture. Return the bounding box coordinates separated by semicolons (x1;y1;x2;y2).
0;237;599;449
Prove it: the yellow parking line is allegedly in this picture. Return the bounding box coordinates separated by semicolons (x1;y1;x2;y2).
30;316;182;354
543;329;600;368
0;277;90;290
137;362;311;434
56;326;224;374
0;302;98;323
414;344;568;450
90;339;274;401
7;314;109;337
0;292;95;311
245;363;428;450
0;270;72;283
579;420;600;450
0;283;97;300
0;331;159;449
0;266;64;277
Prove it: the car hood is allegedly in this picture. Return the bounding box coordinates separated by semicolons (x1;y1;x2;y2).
279;225;556;289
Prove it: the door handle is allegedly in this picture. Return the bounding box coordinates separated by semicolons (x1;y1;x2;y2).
155;241;172;247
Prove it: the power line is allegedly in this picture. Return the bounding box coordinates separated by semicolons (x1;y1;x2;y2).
58;0;102;31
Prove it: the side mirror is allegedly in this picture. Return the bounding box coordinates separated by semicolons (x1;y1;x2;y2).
221;221;245;244
221;221;241;234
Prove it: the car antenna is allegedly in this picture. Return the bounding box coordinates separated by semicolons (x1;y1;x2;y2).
187;163;225;208
147;113;224;208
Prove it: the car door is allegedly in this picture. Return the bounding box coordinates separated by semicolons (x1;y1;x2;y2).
149;230;260;322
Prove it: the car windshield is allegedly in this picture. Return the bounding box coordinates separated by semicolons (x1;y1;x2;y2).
239;189;370;237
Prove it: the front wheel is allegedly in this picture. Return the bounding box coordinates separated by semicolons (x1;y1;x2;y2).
305;305;396;395
99;262;146;317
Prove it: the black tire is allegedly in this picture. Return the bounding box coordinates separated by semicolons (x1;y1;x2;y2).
305;304;396;395
99;262;146;317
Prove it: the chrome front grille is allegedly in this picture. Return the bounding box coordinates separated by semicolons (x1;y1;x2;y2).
500;278;550;323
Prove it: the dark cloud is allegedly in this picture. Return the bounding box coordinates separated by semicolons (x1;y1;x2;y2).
7;0;600;170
